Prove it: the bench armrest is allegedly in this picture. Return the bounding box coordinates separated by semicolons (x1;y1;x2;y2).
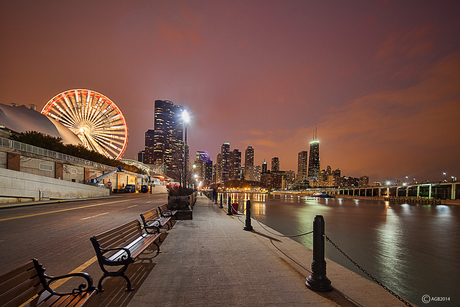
143;224;160;234
101;247;132;261
32;259;95;296
47;272;95;295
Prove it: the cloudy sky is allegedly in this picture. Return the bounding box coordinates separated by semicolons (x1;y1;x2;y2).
1;0;459;183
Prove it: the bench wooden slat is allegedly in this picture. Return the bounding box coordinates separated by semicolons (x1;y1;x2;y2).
0;259;94;307
91;219;161;291
94;220;141;247
38;291;93;307
0;260;35;284
0;264;40;296
140;208;172;232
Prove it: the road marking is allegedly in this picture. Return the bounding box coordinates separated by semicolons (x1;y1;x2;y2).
0;199;128;222
146;201;151;203
127;205;138;208
81;212;109;220
19;256;98;307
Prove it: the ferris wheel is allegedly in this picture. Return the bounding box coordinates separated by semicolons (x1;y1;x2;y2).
41;89;128;160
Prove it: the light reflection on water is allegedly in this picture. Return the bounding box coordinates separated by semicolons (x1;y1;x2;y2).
220;193;460;306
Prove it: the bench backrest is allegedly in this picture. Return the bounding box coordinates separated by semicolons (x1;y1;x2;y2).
158;204;168;214
92;220;143;252
0;260;44;307
140;209;160;226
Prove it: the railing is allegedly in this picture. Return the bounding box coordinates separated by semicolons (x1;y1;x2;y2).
0;136;113;171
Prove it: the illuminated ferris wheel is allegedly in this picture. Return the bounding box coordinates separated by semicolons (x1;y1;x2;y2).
41;89;128;160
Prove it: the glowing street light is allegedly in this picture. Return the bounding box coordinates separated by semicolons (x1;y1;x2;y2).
443;172;447;182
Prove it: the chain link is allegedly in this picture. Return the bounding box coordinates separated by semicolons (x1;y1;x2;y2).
325;235;413;307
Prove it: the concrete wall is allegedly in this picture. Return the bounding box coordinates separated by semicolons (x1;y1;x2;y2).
0;167;109;204
151;184;167;194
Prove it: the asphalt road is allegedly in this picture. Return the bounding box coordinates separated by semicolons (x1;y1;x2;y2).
0;193;168;289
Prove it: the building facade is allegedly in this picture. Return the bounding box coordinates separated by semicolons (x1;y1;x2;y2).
244;146;254;180
221;142;230;182
229;149;241;180
308;140;320;181
297;151;308;182
144;100;185;176
271;157;279;173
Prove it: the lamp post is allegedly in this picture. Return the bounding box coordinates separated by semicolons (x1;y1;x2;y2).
443;172;447;182
182;110;190;189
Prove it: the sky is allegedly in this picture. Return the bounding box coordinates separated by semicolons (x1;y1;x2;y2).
1;0;459;183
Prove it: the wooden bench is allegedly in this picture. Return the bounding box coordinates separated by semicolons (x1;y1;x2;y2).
0;258;95;307
90;219;161;292
140;208;172;233
158;204;178;220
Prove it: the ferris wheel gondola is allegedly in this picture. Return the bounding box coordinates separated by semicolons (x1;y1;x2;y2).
41;89;128;160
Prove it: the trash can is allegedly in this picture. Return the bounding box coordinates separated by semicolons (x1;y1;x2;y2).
231;203;238;214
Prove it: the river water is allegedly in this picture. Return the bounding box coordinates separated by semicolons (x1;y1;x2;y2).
224;193;460;306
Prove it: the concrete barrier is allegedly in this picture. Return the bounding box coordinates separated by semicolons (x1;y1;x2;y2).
0;168;109;203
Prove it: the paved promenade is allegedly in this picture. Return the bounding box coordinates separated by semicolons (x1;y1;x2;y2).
87;195;408;307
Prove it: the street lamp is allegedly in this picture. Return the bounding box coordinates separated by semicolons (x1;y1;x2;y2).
443;172;447;182
182;110;190;188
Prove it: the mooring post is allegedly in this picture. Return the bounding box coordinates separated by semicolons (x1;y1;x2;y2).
219;193;223;208
306;215;332;292
227;195;233;215
243;199;253;231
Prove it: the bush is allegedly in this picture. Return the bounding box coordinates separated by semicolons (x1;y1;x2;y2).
167;186;195;196
167;200;190;211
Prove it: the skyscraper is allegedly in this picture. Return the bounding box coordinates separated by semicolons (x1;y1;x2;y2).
244;146;254;180
262;159;268;174
216;153;222;183
194;151;211;183
271;157;279;172
297;151;308;182
244;146;254;179
308;129;320;181
144;130;155;164
229;149;241;180
144;100;184;175
221;142;230;182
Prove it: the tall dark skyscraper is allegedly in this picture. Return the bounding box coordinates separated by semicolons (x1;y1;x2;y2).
221;142;231;182
297;151;308;182
144;129;155;164
144;100;184;175
230;149;241;180
244;146;254;180
308;129;320;181
271;157;279;172
262;159;268;174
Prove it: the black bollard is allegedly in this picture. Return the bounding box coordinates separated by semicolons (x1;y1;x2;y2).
243;199;253;231
219;194;223;208
227;196;233;215
306;215;332;292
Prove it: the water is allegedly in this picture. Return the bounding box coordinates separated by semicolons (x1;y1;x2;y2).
224;193;460;306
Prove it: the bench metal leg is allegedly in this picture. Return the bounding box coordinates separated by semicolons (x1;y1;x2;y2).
154;241;161;253
97;270;134;292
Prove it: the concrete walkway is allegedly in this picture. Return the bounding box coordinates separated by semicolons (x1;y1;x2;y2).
87;195;408;307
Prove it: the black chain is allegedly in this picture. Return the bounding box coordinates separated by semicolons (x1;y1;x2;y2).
325;235;413;307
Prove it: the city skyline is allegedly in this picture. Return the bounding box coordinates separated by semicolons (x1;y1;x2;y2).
1;1;459;182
